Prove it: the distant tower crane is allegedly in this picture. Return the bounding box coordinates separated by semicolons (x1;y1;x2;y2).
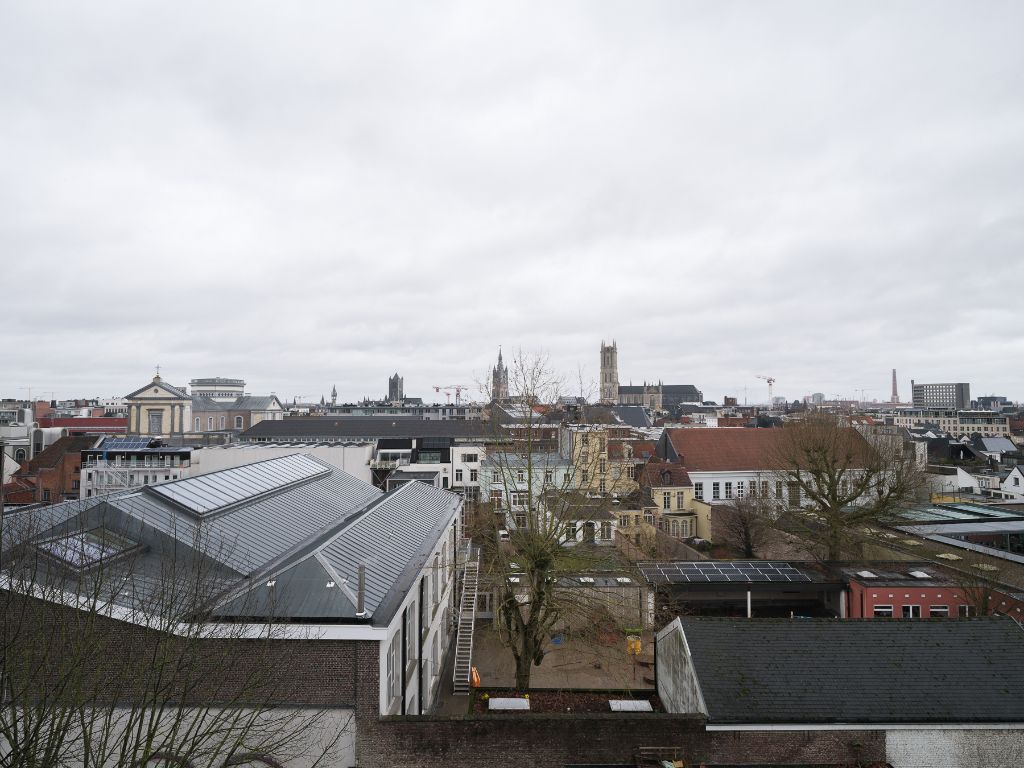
433;384;469;405
755;375;776;405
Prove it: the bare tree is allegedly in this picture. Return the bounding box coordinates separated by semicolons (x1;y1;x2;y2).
0;500;350;767
769;414;923;561
470;350;629;690
715;495;771;559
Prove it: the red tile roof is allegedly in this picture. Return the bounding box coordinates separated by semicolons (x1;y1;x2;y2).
664;428;789;472
608;440;656;460
639;460;692;488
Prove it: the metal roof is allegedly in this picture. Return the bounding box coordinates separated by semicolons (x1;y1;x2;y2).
2;454;461;627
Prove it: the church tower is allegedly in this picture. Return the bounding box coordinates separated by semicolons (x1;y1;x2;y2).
600;340;619;403
331;384;337;406
491;348;509;401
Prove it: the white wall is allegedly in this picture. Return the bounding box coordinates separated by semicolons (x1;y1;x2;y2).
655;618;707;716
886;728;1024;768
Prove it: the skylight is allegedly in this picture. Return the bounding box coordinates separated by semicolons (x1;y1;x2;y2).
909;570;930;579
856;570;877;579
38;528;138;570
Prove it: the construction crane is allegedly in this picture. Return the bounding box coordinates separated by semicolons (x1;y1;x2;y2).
755;375;776;405
433;384;469;405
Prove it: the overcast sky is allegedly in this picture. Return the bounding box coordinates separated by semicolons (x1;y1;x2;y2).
2;2;1022;406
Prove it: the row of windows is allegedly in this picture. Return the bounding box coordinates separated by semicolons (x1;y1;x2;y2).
194;416;245;431
872;604;968;618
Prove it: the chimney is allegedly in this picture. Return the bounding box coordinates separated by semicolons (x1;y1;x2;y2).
356;565;367;618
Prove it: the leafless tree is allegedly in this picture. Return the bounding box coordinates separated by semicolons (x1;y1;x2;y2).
715;495;771;559
769;414;924;561
469;350;631;690
0;499;350;767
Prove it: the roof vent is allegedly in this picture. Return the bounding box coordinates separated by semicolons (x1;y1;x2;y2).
909;570;930;579
616;577;632;584
579;576;595;584
856;570;877;579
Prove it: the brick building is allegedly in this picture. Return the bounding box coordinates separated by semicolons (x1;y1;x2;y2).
7;434;99;504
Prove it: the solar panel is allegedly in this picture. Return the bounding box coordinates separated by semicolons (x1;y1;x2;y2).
100;437;153;451
637;561;814;585
149;454;330;515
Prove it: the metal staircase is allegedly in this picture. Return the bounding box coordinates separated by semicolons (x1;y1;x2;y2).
452;540;479;695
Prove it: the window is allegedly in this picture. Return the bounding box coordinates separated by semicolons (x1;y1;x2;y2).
676;491;685;509
490;490;503;508
929;605;949;617
712;482;720;500
787;482;801;509
598;459;606;474
901;605;921;618
724;482;733;499
694;482;703;500
401;606;413;671
566;523;577;540
455;469;463;482
511;492;527;507
234;415;243;429
463;453;478;463
599;479;606;493
581;470;588;483
873;605;893;618
194;417;200;431
517;470;525;483
207;417;213;430
71;480;80;490
470;469;478;482
958;605;973;617
775;481;783;500
544;469;553;483
662;492;671;510
626;465;636;480
761;481;769;497
219;415;225;429
386;636;400;705
515;512;527;529
42;489;51;502
600;521;612;540
736;481;745;498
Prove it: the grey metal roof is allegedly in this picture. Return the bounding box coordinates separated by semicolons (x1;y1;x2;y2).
3;454;463;625
241;417;488;441
674;617;1024;724
612;406;652;429
214;480;461;626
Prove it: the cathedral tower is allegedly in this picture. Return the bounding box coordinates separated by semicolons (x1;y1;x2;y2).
600;340;619;403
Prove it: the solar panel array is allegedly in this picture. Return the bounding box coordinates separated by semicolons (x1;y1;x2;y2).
638;561;814;585
149;454;330;516
100;437;153;451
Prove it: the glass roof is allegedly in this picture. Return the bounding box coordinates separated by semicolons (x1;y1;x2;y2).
148;453;330;515
38;527;138;569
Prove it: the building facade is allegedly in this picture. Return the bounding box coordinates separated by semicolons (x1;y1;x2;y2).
911;381;971;410
125;374;192;439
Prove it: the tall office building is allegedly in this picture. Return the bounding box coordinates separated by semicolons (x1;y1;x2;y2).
911;381;970;410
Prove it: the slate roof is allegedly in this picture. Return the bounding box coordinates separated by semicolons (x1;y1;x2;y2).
612;406;653;429
675;617;1024;724
242;417;487;441
125;378;190;400
191;395;281;412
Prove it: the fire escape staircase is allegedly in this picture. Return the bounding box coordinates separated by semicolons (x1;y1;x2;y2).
452;541;479;695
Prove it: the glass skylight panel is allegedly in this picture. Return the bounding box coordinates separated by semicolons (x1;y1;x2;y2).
38;528;137;569
149;454;329;514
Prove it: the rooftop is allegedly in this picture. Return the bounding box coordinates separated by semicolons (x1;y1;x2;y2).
668;616;1024;724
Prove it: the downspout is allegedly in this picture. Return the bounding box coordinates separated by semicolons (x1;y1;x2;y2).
401;605;408;716
418;575;425;715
